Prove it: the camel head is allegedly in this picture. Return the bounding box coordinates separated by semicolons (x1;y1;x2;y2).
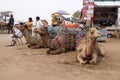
14;23;29;32
41;19;48;27
34;20;48;34
87;27;100;44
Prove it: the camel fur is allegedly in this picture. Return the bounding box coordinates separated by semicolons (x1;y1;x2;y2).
76;28;106;64
15;23;45;48
30;20;50;49
46;34;64;55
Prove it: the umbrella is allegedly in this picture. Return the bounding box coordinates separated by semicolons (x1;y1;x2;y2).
55;10;70;15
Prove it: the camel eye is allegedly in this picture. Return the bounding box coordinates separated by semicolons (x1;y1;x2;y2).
91;32;94;34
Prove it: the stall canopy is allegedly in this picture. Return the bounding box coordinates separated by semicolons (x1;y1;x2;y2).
0;11;13;21
0;11;13;17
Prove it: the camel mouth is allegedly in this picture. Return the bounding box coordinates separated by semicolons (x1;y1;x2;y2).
91;36;97;39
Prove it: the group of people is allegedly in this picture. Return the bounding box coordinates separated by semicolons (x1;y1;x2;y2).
8;15;44;46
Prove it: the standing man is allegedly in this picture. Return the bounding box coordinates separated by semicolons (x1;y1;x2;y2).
33;16;43;43
34;16;43;35
8;15;14;34
35;16;43;30
26;17;33;35
34;16;43;34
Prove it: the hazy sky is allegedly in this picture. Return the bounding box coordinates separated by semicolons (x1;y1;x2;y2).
0;0;83;23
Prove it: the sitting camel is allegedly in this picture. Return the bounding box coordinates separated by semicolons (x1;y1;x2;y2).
76;28;106;64
46;26;78;55
31;19;50;49
15;23;50;48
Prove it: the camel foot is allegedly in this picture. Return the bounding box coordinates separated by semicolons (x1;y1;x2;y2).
28;44;44;49
46;48;64;55
80;60;86;64
28;45;31;48
49;50;63;55
77;58;86;64
46;49;50;54
90;59;97;65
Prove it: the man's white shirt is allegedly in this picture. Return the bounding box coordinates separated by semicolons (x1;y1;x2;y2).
14;28;23;37
36;20;43;28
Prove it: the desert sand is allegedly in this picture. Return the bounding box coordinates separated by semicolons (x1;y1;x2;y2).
0;34;120;80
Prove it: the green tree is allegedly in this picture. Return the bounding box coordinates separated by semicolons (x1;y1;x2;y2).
72;10;80;18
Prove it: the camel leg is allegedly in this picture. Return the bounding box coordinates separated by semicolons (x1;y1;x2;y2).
76;47;86;64
97;43;106;57
49;49;63;55
16;38;20;45
76;52;86;64
89;53;97;64
28;42;44;49
28;44;37;48
28;45;40;49
28;40;44;49
19;38;23;45
46;48;50;54
76;45;87;64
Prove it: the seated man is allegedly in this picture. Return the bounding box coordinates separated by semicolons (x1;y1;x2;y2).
9;26;23;46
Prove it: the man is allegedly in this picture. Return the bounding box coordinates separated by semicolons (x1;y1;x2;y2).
34;16;43;34
33;16;43;43
35;16;43;30
9;26;23;46
8;15;14;34
26;17;33;35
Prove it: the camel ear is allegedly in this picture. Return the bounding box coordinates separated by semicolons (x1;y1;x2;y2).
24;24;29;31
24;24;27;28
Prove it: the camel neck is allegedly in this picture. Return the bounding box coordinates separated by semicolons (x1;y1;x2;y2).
22;29;31;41
87;40;96;55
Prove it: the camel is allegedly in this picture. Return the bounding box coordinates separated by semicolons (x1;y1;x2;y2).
31;31;50;48
0;21;8;33
41;19;48;27
31;19;50;49
46;26;78;55
0;21;6;26
15;23;48;48
16;20;59;49
31;19;65;52
76;27;106;64
33;19;64;54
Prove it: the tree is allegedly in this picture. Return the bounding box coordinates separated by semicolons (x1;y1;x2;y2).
72;10;80;18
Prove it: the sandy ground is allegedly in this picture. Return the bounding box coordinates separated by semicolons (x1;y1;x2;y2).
0;34;120;80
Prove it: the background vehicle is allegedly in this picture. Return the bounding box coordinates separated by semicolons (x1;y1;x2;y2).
51;13;64;26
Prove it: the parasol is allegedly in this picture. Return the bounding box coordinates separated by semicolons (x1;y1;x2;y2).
55;10;70;15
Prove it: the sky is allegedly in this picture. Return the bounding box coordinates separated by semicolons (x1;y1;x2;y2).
0;0;83;23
